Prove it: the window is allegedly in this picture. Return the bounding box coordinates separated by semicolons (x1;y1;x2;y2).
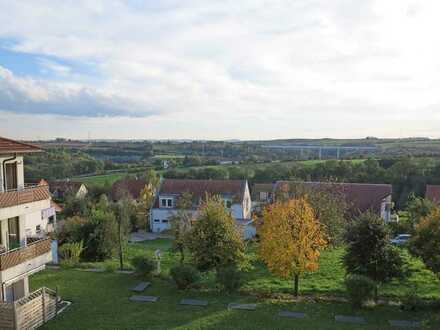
259;192;268;201
160;198;173;208
161;219;169;223
225;200;232;208
154;219;160;223
36;225;41;234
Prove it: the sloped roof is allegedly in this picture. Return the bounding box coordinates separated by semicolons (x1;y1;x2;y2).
112;177;146;201
0;137;42;154
154;179;247;207
426;185;440;203
275;181;392;215
48;181;85;193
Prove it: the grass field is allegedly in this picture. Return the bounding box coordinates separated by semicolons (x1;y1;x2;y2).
73;173;127;186
31;239;440;329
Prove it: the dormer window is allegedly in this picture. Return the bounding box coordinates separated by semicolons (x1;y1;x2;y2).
160;198;173;208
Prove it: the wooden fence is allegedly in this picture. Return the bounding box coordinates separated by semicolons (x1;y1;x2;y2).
0;287;59;330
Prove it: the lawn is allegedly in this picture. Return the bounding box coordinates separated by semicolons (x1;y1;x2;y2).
30;239;440;329
73;173;127;187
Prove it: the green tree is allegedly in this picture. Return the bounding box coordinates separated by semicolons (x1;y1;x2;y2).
170;192;194;263
187;196;245;271
411;208;440;277
406;193;435;230
113;195;134;270
343;212;407;301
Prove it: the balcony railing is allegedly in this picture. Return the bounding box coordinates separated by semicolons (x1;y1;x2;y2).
0;184;50;209
0;287;60;330
0;237;52;271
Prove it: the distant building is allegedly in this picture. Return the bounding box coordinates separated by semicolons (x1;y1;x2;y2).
49;180;88;200
425;185;440;204
253;181;393;222
150;179;254;238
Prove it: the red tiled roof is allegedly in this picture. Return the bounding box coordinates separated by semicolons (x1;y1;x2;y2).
112;177;146;201
154;179;247;207
275;181;392;215
0;137;42;154
426;185;440;204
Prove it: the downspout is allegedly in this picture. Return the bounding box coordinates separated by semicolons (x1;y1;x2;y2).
1;153;17;191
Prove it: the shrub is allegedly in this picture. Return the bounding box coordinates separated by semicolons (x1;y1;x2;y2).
216;266;242;292
131;256;155;277
170;264;199;290
59;241;84;267
401;288;423;311
345;274;376;308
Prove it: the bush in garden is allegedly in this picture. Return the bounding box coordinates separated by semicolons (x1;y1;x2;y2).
170;264;200;290
345;274;376;308
59;241;84;267
216;266;242;292
131;255;155;277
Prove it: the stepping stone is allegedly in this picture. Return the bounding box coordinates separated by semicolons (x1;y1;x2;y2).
335;315;366;324
180;299;208;307
130;282;150;292
83;268;105;273
389;320;421;328
279;311;307;319
228;303;257;311
129;295;158;302
116;270;135;274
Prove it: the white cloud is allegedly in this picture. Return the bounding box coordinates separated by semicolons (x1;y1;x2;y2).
0;0;439;138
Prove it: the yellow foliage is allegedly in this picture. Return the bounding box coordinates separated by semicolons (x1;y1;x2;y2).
258;197;327;279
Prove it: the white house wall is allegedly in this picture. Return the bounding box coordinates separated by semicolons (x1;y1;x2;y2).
0;155;25;192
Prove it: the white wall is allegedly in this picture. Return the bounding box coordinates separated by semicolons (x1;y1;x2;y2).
380;195;392;223
0;155;24;192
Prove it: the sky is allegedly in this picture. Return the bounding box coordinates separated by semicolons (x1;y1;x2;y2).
0;0;440;140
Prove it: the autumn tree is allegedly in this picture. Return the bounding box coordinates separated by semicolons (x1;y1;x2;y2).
170;192;194;263
140;169;160;230
411;208;440;277
187;196;245;271
258;198;327;297
274;182;348;245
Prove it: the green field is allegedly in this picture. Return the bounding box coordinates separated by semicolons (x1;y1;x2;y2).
71;158;366;188
73;173;126;186
32;239;440;329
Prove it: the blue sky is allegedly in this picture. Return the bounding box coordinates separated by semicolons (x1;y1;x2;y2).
0;0;439;140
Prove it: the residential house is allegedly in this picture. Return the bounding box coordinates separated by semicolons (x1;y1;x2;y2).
273;181;393;222
150;179;254;238
111;177;146;202
425;185;440;204
49;180;88;200
251;183;275;209
0;137;60;329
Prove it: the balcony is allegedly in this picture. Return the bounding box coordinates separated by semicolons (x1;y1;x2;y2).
0;287;60;329
0;185;50;209
0;237;52;272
